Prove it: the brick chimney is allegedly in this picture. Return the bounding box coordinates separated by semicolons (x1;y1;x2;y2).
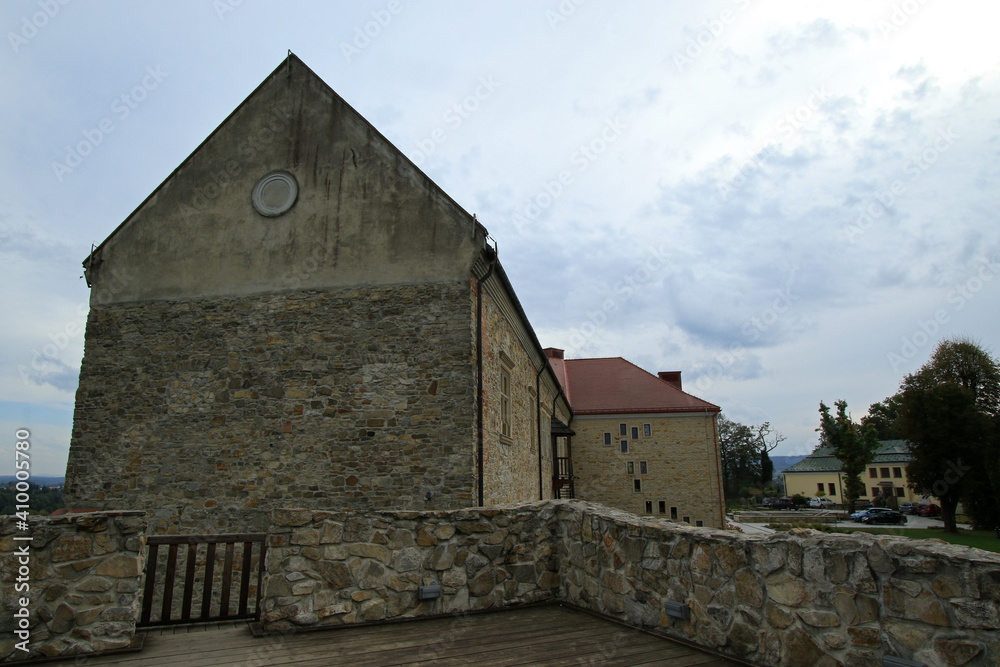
658;371;682;390
543;348;564;360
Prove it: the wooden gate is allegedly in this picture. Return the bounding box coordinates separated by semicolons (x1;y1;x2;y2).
139;533;267;627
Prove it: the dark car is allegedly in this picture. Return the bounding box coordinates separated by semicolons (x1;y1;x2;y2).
899;502;917;515
917;503;941;517
771;497;796;510
859;508;907;525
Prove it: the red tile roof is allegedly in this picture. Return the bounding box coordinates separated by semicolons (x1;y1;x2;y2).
551;356;719;415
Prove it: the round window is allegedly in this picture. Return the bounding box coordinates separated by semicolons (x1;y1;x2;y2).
251;171;298;217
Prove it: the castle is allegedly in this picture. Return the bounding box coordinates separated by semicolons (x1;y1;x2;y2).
64;54;724;531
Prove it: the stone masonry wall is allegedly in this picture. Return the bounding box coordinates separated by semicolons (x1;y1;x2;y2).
571;414;725;528
0;511;146;662
479;283;554;505
65;282;478;532
557;501;1000;667
263;500;1000;667
261;504;560;632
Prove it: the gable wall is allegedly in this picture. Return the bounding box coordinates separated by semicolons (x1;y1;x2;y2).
569;413;725;528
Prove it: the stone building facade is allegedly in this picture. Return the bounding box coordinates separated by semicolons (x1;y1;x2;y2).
546;350;725;528
64;54;571;532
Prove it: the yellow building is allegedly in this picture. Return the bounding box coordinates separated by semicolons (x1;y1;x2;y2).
545;349;725;528
782;440;929;507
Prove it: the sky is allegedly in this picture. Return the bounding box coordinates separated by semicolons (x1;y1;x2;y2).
2;1;999;474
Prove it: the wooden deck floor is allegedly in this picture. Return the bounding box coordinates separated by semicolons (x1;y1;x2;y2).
82;604;744;666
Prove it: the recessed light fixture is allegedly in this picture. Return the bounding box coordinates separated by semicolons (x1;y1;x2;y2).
251;171;298;217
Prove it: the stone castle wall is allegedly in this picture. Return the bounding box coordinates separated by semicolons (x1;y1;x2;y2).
570;414;725;528
263;500;1000;667
65;282;478;531
479;282;557;505
0;512;146;662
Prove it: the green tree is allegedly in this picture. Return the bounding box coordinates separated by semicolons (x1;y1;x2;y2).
862;394;903;440
717;415;784;502
899;338;1000;532
818;400;880;512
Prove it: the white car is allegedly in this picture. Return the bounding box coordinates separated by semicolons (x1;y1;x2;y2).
809;497;836;508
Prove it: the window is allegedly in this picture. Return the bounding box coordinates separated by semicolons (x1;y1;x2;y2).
683;516;690;524
500;365;512;439
658;501;666;514
644;424;651;436
620;423;627;436
828;483;836;496
869;467;878;478
871;487;879;497
604;433;611;445
696;520;703;527
893;467;902;478
895;487;905;497
620;440;628;453
670;507;678;520
631;427;639;439
633;479;641;493
645;500;653;513
640;461;648;475
817;483;824;494
880;467;890;478
626;461;634;475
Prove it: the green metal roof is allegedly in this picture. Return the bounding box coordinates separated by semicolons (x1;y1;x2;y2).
783;440;913;474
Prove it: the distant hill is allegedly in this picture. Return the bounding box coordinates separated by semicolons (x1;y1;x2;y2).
770;456;806;473
1;476;64;487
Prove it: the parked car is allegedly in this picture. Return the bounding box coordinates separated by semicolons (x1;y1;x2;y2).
809;497;836;508
761;497;773;508
917;503;941;517
899;502;918;515
771;497;796;510
851;507;886;522
859;508;907;525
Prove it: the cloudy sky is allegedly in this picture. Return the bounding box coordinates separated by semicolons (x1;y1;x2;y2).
2;1;999;473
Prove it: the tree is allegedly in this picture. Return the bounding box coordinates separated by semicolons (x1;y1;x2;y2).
862;394;903;440
818;400;881;512
718;415;784;503
899;338;1000;532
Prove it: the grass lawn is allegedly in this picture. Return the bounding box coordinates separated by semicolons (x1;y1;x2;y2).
831;526;1000;554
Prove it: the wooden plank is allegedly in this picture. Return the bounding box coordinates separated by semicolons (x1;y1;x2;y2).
254;541;266;620
200;542;216;620
218;542;235;618
180;542;197;622
160;544;178;623
139;543;159;625
147;534;266;545
237;541;253;616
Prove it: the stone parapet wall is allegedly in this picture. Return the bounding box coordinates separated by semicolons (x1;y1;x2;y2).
556;501;1000;667
261;504;560;632
262;500;1000;666
0;511;146;662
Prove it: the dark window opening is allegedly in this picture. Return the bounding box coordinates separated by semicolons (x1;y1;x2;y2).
640;461;648;475
644;424;651;436
880;467;890;478
620;440;628;453
626;461;634;475
828;483;836;496
658;501;666;514
695;520;703;527
645;500;653;513
633;479;641;493
604;433;611;445
892;467;902;478
670;507;678;520
631;427;639;439
620;423;627;436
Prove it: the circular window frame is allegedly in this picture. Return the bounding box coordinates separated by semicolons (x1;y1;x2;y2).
251;171;298;217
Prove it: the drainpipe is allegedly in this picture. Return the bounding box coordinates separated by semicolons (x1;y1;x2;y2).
536;365;544;500
476;250;497;508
